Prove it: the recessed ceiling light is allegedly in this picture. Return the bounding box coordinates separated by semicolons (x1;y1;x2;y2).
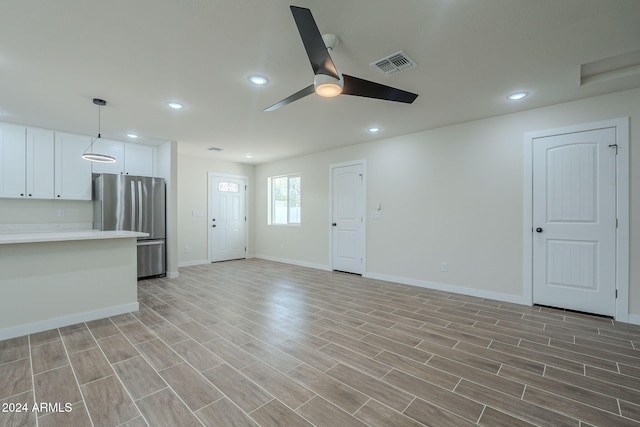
368;127;381;133
507;92;529;101
126;133;139;139
167;102;184;109
245;154;253;159
248;75;269;85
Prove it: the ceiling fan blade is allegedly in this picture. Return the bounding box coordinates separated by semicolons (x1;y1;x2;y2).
264;84;315;111
342;74;418;104
290;6;339;79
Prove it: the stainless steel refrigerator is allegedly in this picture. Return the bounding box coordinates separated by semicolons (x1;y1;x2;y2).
92;173;166;278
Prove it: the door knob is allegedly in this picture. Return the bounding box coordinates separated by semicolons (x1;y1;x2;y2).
212;224;216;228
332;223;337;226
536;227;543;233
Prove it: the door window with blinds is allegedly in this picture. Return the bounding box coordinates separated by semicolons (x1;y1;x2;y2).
268;174;301;225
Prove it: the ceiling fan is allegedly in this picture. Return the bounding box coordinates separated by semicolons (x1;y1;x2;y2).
265;6;419;111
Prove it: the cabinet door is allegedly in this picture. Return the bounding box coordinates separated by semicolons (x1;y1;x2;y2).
91;139;125;175
124;143;154;176
26;128;55;199
0;123;27;198
54;132;92;200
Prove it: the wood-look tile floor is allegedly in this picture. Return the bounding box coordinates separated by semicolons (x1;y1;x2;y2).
1;259;640;426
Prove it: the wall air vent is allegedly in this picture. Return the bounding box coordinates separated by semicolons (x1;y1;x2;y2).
371;50;417;75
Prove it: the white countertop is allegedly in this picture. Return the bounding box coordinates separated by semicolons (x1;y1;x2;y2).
0;230;149;245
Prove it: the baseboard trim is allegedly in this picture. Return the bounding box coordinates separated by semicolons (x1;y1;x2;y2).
0;303;139;341
626;314;640;326
364;272;529;306
166;271;179;279
254;255;331;272
178;259;210;268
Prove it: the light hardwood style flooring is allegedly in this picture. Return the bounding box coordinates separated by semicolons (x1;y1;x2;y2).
1;259;640;426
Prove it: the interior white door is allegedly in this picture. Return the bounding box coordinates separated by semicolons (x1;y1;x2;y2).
331;163;364;274
532;128;617;316
209;175;246;262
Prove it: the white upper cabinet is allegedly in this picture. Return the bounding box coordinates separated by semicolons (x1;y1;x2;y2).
123;143;154;176
26;128;55;199
1;120;154;200
0;123;27;198
89;139;125;175
92;140;155;176
0;124;55;199
54;132;92;200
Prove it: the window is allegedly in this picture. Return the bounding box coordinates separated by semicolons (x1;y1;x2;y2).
218;181;239;192
268;174;301;225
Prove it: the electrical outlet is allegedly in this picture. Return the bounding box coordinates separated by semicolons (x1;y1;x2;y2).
441;261;448;272
184;246;191;254
57;209;66;217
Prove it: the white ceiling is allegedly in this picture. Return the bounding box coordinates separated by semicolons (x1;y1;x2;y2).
1;0;639;164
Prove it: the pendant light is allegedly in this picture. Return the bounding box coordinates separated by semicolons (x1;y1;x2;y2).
82;98;116;163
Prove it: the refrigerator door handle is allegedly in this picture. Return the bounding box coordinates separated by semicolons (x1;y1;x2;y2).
130;179;136;230
138;179;143;232
137;240;164;246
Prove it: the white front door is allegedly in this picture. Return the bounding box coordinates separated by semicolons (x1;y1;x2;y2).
331;162;364;274
532;128;617;316
208;174;247;262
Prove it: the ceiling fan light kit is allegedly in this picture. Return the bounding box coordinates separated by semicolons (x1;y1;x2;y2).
314;73;343;97
264;6;418;111
82;98;116;163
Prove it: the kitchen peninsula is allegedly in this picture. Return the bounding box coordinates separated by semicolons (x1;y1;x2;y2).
0;230;147;340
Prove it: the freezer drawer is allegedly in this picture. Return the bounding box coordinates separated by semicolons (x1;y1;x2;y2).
137;239;165;278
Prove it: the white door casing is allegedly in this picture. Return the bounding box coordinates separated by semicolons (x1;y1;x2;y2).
523;118;629;321
208;174;247;262
330;161;365;274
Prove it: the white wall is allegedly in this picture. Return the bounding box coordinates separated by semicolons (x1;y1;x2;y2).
0;199;93;231
177;153;255;266
254;88;640;317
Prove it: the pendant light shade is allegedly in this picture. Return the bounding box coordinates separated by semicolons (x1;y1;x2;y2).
82;98;116;163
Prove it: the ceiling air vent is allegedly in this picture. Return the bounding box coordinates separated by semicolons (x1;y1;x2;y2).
371;50;417;75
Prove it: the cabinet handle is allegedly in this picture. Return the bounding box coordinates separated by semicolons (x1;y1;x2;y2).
20;193;24;196
57;195;61;198
28;194;32;197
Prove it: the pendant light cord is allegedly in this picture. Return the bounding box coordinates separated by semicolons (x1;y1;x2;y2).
83;102;102;152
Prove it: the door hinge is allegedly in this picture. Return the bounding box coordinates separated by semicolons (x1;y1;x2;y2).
245;247;247;252
608;144;619;155
359;173;363;180
616;218;618;228
616;289;618;298
245;185;247;190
